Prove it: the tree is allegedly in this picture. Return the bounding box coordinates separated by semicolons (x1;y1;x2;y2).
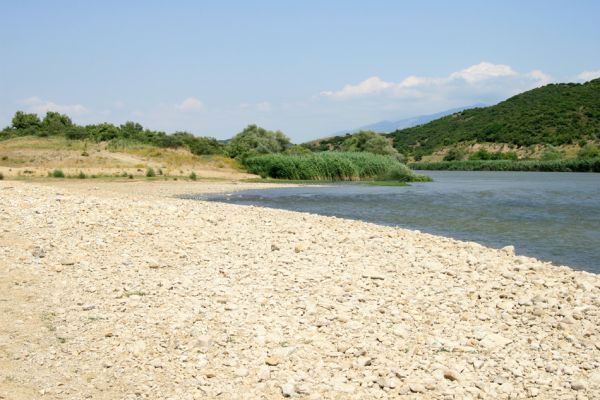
42;111;73;136
227;124;292;159
85;123;120;141
341;131;402;159
12;111;41;131
120;121;144;139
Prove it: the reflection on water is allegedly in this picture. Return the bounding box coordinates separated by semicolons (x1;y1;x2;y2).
189;171;600;273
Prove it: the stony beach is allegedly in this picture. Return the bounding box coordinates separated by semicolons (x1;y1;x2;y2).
1;180;599;399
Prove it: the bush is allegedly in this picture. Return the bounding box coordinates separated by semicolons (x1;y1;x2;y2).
244;152;426;181
578;144;600;159
189;171;197;180
227;124;292;160
77;171;86;179
50;169;65;178
0;172;3;180
443;148;465;161
540;145;564;161
146;167;156;177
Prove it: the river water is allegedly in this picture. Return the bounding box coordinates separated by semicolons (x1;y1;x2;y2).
194;171;600;273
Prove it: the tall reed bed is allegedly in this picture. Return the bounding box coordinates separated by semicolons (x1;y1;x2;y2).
409;159;600;172
245;152;427;181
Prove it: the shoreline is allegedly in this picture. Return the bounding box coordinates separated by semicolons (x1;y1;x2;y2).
1;180;599;399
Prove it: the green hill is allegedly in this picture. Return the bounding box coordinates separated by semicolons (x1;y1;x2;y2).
391;78;600;158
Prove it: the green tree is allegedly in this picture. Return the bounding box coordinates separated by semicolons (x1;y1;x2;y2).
340;131;402;160
85;123;120;141
12;111;41;131
120;121;144;139
227;124;291;159
42;111;73;136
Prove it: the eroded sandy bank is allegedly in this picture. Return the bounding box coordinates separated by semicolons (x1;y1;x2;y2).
1;180;599;399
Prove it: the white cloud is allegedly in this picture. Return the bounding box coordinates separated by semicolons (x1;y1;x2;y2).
320;76;393;99
527;70;553;85
320;62;552;102
19;96;88;115
578;70;600;82
175;97;204;112
256;101;271;112
449;62;516;83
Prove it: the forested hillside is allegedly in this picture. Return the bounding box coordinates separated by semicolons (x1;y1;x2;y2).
391;78;600;157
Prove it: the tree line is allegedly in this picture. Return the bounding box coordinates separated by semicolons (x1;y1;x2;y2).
1;111;403;161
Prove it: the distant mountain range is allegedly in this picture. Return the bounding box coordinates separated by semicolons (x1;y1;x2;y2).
333;104;486;135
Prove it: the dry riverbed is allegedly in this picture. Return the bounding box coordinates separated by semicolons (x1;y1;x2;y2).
1;180;599;399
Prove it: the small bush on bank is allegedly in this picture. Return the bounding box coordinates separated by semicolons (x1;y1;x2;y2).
189;171;197;181
0;172;3;180
50;169;65;178
77;171;86;179
146;167;156;177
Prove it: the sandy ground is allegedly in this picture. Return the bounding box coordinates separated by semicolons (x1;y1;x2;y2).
1;180;599;399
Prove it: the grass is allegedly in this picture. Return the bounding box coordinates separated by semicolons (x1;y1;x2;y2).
409;158;600;172
244;152;430;182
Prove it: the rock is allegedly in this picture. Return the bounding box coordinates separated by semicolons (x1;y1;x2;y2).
532;307;544;317
498;382;514;394
234;367;248;377
409;383;426;393
281;382;295;397
265;356;280;366
32;247;46;258
361;271;385;280
479;333;512;350
258;366;270;381
501;245;515;255
196;335;212;349
333;382;355;393
130;340;146;357
528;387;540;397
354;356;372;367
443;369;460;381
571;380;586;391
545;363;557;373
271;244;280;251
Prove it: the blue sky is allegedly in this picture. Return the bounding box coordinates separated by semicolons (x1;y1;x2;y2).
1;1;599;141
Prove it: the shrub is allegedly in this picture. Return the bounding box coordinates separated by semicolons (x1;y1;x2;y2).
146;167;155;177
189;171;197;180
77;171;86;179
578;144;600;159
0;172;3;180
227;124;292;160
244;152;427;181
443;148;465;161
50;169;65;178
540;145;564;161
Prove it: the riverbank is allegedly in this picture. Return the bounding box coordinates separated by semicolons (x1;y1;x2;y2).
1;180;599;399
409;158;600;172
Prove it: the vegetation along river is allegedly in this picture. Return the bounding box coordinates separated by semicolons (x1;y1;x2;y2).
195;171;600;273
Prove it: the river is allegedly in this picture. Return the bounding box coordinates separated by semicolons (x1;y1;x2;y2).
192;171;600;273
